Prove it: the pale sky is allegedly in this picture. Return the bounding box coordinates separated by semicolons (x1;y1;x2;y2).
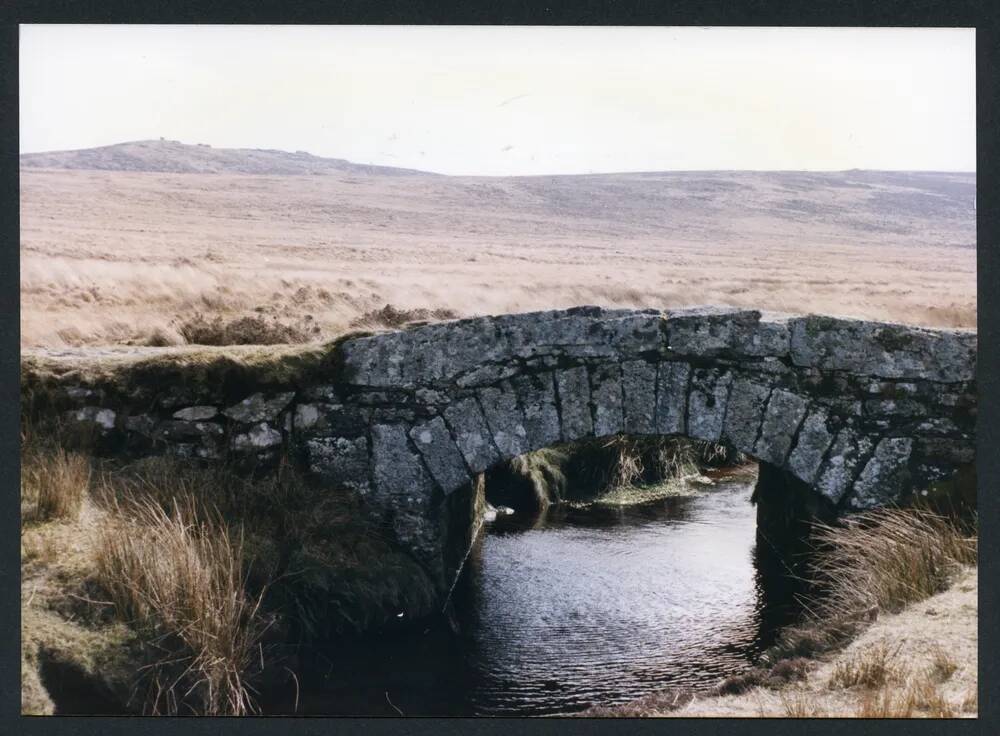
20;25;976;175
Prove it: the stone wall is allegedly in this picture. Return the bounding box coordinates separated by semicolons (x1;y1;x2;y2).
25;306;977;593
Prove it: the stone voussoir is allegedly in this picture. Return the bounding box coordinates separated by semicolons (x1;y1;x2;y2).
722;377;772;456
477;383;529;460
754;389;809;467
555;365;594;442
409;416;473;495
655;361;691;436
621;360;658;435
686;367;734;442
511;372;562;450
442;396;503;473
850;436;914;509
786;406;835;484
590;362;625;438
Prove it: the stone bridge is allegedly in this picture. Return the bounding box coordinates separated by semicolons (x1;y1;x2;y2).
29;306;977;593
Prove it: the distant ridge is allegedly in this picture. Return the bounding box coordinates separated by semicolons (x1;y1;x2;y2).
21;140;978;180
19;139;439;177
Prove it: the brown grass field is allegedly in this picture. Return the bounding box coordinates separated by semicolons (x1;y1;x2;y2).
20;141;976;349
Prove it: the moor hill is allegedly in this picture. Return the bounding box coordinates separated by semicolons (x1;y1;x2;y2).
20;140;977;348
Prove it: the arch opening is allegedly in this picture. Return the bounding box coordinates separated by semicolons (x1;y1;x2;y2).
459;430;837;590
438;433;818;716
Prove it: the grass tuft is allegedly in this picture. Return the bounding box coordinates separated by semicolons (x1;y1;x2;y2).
507;447;570;508
810;508;976;618
496;435;737;510
854;675;959;718
350;303;458;330
960;687;977;714
174;311;317;346
21;434;90;523
95;492;268;715
778;688;822;718
828;640;902;690
928;646;959;683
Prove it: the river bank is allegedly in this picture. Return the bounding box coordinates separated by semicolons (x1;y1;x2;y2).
587;566;977;718
585;512;978;719
20;426;441;715
684;566;977;717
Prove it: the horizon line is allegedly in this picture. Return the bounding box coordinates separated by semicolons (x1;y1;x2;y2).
18;138;978;178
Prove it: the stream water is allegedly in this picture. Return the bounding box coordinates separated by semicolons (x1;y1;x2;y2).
285;472;805;716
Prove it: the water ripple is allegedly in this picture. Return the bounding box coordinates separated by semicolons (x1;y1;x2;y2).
457;479;785;716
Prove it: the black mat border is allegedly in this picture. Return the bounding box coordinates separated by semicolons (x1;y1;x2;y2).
1;2;996;735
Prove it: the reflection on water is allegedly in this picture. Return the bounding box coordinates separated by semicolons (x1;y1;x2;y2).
282;476;803;716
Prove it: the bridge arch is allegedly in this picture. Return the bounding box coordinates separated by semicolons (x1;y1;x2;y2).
312;306;974;588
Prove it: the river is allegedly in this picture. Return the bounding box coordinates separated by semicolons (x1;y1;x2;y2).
285;470;805;716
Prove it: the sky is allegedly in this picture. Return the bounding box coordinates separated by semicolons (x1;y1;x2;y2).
19;25;976;175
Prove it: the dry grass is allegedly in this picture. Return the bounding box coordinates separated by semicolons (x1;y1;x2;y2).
21;429;439;714
777;689;823;718
95;492;268;715
928;646;959;683
854;686;915;718
507;447;570;508
814;564;977;719
21;426;273;716
593;437;646;493
21;431;90;523
92;456;242;523
600;436;736;492
828;640;902;690
657;566;977;718
499;436;726;509
809;508;977;619
582;688;695;717
173;311;318;346
20;430;146;715
854;675;959;718
91;454;439;641
19;167;975;349
764;508;976;667
601;509;978;719
350;303;458;330
960;687;977;713
716;658;811;696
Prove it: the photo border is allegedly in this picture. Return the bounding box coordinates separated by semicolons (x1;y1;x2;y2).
1;2;995;735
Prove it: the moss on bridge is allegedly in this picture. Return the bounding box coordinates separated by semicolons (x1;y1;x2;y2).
20;331;378;415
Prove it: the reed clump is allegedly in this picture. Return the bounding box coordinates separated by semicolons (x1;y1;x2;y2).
21;427;90;523
809;508;976;618
95;492;268;715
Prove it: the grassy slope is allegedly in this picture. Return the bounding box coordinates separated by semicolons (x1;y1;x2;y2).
20;436;440;715
672;567;978;718
21;501;145;714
